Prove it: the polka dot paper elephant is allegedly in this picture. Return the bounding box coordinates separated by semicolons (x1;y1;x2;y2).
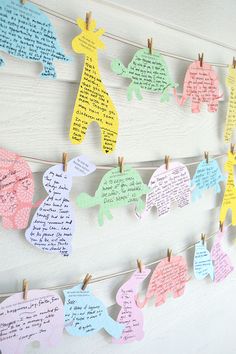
0;148;38;229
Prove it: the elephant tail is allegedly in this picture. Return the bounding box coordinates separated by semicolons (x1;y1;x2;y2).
32;199;44;208
76;193;99;208
173;88;187;106
103;316;124;339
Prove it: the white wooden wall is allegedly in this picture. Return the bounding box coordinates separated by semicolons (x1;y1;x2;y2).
1;0;236;353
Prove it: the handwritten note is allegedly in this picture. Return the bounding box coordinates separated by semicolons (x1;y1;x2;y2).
69;17;118;154
0;148;36;229
64;284;124;339
137;162;191;219
0;289;64;354
113;266;151;344
211;229;233;282
25;156;96;256
174;60;222;113
194;240;214;280
111;48;177;101
77;165;150;226
224;66;236;142
137;256;188;308
0;0;69;78
219;151;236;225
191;159;225;201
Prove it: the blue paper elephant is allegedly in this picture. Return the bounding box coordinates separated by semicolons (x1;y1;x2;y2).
191;159;225;201
194;240;214;280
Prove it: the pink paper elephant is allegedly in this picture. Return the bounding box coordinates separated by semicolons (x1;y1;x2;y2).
0;148;38;229
174;60;223;113
137;256;188;308
113;266;151;344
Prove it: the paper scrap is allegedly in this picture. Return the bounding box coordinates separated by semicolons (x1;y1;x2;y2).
111;48;177;101
0;148;35;229
69;17;119;154
25;155;96;256
191;159;225;201
137;256;188;308
174;60;222;112
0;0;70;78
211;229;233;282
219;151;236;225
0;289;64;354
194;240;214;280
137;162;191;219
64;284;124;338
113;266;151;344
224;66;236;142
77;165;150;226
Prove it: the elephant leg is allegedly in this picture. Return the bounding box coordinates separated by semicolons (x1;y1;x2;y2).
155;291;167;306
173;285;185;298
103;207;113;221
157;199;171;216
40;61;56;78
219;204;228;224
160;86;170;102
191;101;201;113
2;215;14;229
208;101;218;113
14;207;31;229
100;124;118;154
103;315;124;339
214;183;221;193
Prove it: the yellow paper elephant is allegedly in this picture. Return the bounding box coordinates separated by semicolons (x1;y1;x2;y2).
224;66;236;142
219;151;236;225
69;16;119;154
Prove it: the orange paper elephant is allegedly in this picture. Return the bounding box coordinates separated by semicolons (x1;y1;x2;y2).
69;16;119;154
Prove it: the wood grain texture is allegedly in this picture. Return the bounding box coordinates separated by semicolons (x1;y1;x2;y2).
0;1;235;353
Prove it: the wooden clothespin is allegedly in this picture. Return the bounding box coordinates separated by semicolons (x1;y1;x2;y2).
219;221;224;232
85;11;92;30
147;38;153;55
20;0;27;4
62;152;68;172
230;143;235;154
204;151;209;164
201;233;206;245
137;259;143;273
167;248;172;262
198;53;204;67
165;155;170;170
232;57;236;69
82;273;92;290
23;279;29;300
118;156;124;173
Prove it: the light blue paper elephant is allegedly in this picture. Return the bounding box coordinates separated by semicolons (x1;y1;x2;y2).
0;0;70;78
194;240;214;280
64;284;124;339
191;159;225;201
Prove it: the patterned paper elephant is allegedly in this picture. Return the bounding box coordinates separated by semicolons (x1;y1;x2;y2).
0;148;38;229
136;256;188;308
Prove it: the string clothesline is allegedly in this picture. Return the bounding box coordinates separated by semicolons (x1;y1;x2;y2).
21;152;226;170
26;0;233;68
0;222;231;298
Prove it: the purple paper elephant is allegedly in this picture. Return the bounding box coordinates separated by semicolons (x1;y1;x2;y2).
0;289;64;354
174;59;223;113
